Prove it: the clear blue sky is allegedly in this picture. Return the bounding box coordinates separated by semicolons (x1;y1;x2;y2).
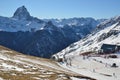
0;0;120;19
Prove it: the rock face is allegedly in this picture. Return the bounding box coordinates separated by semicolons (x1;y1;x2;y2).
12;6;31;20
0;6;103;58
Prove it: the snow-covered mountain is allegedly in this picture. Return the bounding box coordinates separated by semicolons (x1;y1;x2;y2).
44;18;105;38
55;15;120;58
0;6;103;33
0;6;103;58
0;6;45;32
44;17;100;27
13;6;31;20
53;16;120;80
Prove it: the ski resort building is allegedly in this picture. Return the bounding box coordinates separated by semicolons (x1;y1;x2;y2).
98;44;120;54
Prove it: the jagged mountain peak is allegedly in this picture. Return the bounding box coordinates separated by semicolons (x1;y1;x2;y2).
12;5;31;20
44;21;58;30
47;21;53;25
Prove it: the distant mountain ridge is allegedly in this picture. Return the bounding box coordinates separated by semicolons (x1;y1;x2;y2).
0;6;105;58
44;18;99;27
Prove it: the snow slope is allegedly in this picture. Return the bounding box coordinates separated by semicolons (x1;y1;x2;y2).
58;55;120;80
55;15;120;58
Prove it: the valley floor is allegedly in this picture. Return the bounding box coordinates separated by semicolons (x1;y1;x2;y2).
58;54;120;80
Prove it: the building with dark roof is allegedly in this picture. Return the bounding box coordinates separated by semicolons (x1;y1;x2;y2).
99;44;120;54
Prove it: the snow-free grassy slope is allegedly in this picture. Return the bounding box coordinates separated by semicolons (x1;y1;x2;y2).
0;45;94;80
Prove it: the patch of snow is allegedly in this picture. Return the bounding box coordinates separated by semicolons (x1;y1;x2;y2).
40;27;44;30
1;63;24;71
70;77;87;80
0;50;13;60
33;77;42;80
0;77;4;80
26;21;31;26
